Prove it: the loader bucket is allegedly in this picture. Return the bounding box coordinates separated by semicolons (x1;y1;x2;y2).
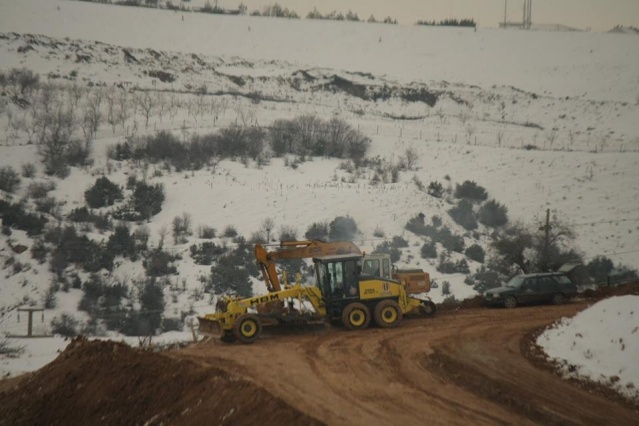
197;316;223;337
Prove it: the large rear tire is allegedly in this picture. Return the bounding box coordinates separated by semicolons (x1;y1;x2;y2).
420;300;437;317
232;314;262;344
342;303;371;330
374;300;403;328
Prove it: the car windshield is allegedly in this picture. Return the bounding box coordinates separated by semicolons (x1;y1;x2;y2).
506;276;525;288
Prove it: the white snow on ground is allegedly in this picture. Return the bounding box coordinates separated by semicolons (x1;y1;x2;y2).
538;295;639;401
0;0;638;393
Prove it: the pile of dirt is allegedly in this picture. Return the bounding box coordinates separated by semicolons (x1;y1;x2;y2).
0;337;322;425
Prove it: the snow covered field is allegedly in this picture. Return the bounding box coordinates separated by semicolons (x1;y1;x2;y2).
0;0;638;397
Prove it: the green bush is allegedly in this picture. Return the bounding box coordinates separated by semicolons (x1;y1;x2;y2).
454;180;488;202
143;249;179;277
373;241;401;263
305;222;329;240
51;314;79;337
190;242;224;265
478;199;509;227
448;200;478;230
427;181;444;198
329;216;358;241
132;181;165;220
420;241;437;259
0;200;47;235
0;166;21;193
85;176;123;208
464;244;485;263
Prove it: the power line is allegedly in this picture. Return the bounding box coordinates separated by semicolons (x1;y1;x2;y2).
572;217;639;227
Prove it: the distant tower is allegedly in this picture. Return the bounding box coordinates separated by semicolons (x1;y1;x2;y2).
523;0;532;29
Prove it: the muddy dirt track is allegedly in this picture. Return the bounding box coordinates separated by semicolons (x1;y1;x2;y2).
2;293;639;425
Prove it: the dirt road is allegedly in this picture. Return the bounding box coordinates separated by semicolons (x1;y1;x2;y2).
176;302;638;425
2;298;638;425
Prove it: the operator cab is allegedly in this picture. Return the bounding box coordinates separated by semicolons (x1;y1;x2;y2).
314;254;362;300
360;254;392;280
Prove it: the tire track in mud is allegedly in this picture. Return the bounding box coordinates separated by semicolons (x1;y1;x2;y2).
178;302;639;425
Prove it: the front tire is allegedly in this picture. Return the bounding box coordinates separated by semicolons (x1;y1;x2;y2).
374;300;403;328
233;314;262;344
504;296;517;309
342;303;371;330
552;293;565;305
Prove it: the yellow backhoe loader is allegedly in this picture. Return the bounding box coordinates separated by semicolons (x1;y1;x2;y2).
199;243;436;343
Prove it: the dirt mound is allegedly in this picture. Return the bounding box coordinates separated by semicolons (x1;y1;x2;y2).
0;337;322;426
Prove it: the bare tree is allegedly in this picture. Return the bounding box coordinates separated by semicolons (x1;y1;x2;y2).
38;106;76;176
261;217;275;242
137;91;156;129
117;90;130;130
105;87;118;134
196;94;207;120
185;97;198;123
545;129;557;149
168;92;181;122
465;124;476;144
458;109;470;125
157;225;168;250
155;92;166;122
67;83;85;109
400;146;419;170
85;91;103;137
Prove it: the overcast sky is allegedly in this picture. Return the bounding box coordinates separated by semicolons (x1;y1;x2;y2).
231;0;639;31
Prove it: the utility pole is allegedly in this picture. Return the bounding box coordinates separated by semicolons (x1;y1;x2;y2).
540;208;551;270
504;0;508;27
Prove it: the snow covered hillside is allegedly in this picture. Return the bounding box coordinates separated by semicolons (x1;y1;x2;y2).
0;0;638;381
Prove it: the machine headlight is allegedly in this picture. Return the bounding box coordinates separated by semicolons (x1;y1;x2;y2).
492;293;500;298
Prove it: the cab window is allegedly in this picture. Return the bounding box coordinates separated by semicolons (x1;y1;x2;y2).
382;258;390;279
362;259;380;276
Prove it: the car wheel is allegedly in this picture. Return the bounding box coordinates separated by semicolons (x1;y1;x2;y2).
504;296;517;309
552;293;565;305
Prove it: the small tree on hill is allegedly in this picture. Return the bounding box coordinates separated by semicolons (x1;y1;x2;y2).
305;222;329;240
328;216;358;241
454;180;488;203
132;182;165;221
478;199;509;227
0;166;21;193
85;177;123;208
448;200;477;230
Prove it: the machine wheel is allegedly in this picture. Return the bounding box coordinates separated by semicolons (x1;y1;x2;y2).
504;296;517;309
420;300;437;317
374;300;403;328
552;293;565;305
232;314;262;344
342;303;371;330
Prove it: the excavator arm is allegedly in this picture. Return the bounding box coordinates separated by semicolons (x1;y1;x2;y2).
255;240;361;292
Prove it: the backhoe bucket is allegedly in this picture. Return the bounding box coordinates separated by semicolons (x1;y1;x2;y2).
197;316;223;337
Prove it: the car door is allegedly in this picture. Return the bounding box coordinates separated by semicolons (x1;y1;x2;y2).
538;277;556;302
519;278;539;304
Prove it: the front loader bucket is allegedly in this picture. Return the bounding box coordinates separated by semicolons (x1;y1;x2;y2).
197;316;223;337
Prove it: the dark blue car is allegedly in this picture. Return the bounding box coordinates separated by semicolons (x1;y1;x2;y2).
484;272;578;308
